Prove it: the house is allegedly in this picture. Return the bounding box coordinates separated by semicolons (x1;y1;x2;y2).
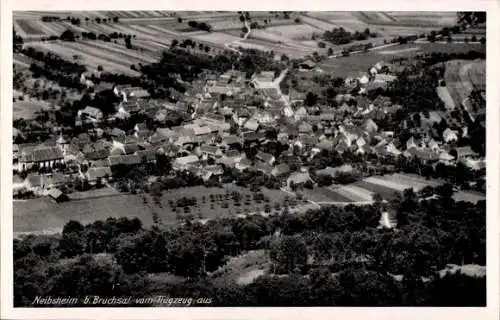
250;71;275;88
454;146;479;160
222;135;241;149
298;122;313;134
235;157;252;171
442;128;459;143
108;155;141;167
200;145;223;159
173;155;200;171
243;119;260;131
287;171;312;188
406;137;419;150
48;188;67;202
253;162;274;175
256;151;276;165
86;167;112;185
219;149;242;167
78;106;103;122
18;145;64;172
271;163;290;177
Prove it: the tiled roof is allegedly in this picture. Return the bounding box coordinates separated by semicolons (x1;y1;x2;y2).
87;167;112;181
19;146;64;163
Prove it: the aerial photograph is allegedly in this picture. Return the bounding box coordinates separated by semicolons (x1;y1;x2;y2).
12;11;486;307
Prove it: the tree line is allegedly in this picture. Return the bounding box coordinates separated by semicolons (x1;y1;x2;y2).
14;184;485;306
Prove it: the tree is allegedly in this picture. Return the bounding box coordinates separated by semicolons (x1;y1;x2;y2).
270;235;308;274
305;91;318;107
327;47;333;56
125;36;132;49
60;29;76;42
13;28;24;52
113;17;119;23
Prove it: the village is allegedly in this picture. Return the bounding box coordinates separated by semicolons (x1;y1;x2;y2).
13;54;485;229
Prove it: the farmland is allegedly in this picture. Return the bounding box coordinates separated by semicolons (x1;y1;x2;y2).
316;42;485;78
28;41;144;75
304;173;448;205
444;59;486;107
13;184;295;235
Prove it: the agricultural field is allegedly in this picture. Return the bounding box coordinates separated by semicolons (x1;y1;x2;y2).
316;42;485;78
444;59;486;107
382;12;457;27
28;41;142;76
265;24;322;40
304;173;445;205
13;194;155;236
13;185;294;235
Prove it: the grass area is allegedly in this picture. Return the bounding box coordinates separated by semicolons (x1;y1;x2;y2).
453;191;486;204
14;195;155;234
13;184;291;234
151;184;291;221
13;99;51;120
210;249;269;286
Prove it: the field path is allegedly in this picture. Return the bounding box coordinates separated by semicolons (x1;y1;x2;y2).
225;16;251;55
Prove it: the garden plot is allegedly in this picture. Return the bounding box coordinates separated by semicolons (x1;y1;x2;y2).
390;173;443;187
330;186;367;202
364;176;413;192
305;187;353;203
352;180;400;198
340;185;374;201
381;174;430;191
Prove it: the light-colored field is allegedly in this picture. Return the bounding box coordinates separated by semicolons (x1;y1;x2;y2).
266;24;321;40
378;46;420;55
384;12;457;26
191;32;242;44
437;86;457;110
453;191;486;204
299;15;340;31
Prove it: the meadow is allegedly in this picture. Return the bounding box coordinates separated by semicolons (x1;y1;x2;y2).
13;184;295;235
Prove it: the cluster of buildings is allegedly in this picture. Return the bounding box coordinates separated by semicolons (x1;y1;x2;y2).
13;61;485;200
